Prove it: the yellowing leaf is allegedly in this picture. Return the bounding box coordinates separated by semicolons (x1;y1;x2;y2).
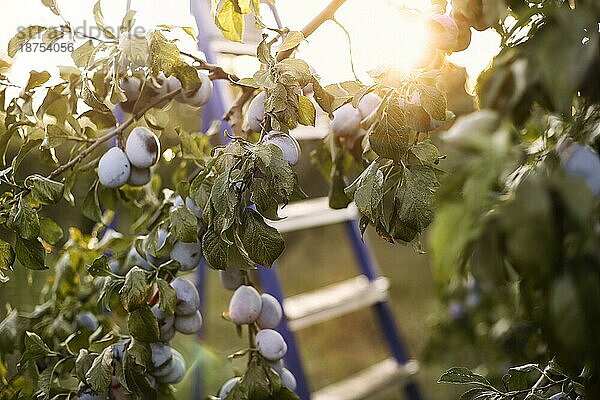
72;40;96;68
278;31;305;53
236;0;252;14
216;0;245;42
8;26;46;57
24;71;51;92
41;0;61;15
297;95;316;126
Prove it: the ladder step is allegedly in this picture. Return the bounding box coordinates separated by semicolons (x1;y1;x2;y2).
210;40;258;56
284;276;389;331
312;358;419;400
267;197;358;233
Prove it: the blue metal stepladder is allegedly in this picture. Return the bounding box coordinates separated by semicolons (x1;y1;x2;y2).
189;1;423;399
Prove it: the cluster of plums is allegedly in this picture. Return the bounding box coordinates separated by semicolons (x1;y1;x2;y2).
98;70;214;189
216;282;297;398
153;278;203;339
119;71;213;113
107;191;205;275
138;279;203;387
97;127;160;188
100;278;202;396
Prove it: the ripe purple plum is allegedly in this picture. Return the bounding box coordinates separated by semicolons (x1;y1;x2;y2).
125;127;160;168
174;310;203;334
170;240;202;271
331;103;361;138
171;277;201;315
98;147;131;188
262;131;301;165
246;91;266;132
256;329;287;361
257;293;283;329
228;285;262;325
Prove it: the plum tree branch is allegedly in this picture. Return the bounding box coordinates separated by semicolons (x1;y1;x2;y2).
47;88;182;180
179;51;240;82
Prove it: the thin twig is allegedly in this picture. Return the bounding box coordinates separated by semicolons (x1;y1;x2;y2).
180;51;240;82
331;17;361;83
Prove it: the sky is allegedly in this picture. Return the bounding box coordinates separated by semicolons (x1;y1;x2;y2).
0;0;501;91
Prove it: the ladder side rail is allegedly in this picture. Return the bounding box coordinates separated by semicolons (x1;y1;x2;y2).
344;221;423;400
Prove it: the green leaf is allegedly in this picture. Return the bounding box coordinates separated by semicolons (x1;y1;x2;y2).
157;278;177;315
120;267;150;311
24;174;64;205
87;255;111;277
202;229;229;270
24;70;51;92
42;28;65;46
405;103;431;132
20;331;53;364
410;141;439;165
38;358;59;398
41;0;61;15
216;0;244;42
39;217;63;245
277;59;311;88
12;139;43;172
210;171;236;235
93;0;117;39
417;84;447;121
278;31;305;53
8;26;46;57
311;78;336;116
0;239;15;282
127;305;159;342
127;340;151;369
8;198;40;240
250;178;281;220
370;100;411;162
117;34;148;70
85;346;113;393
72;40;96;68
297;95;316;126
458;387;496;400
82;182;103;222
256;34;274;65
76;349;95;382
240;208;284;267
15;237;46;270
120;10;136;33
438;367;493;387
345;161;384;223
392;166;438;242
170;206;198;243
